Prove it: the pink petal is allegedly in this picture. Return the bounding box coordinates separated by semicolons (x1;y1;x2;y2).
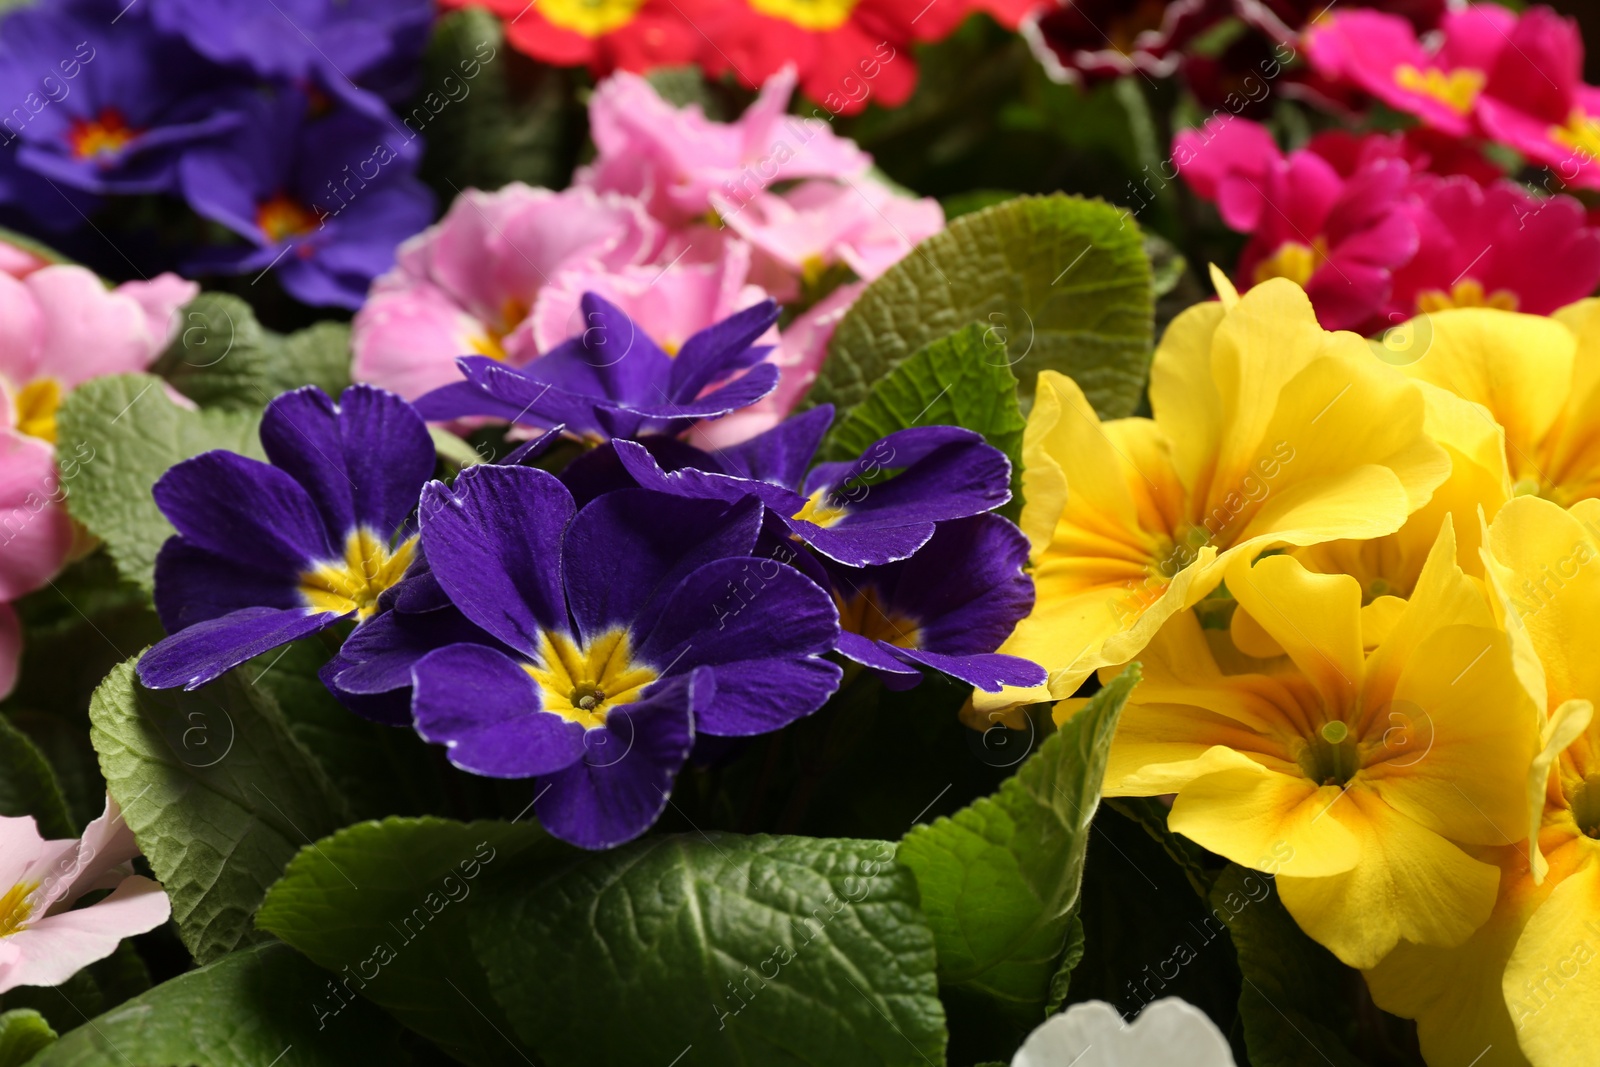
352;284;498;401
0;271;43;388
1175;117;1282;232
113;273;200;355
0;240;47;279
26;266;158;387
0;430;71;600
0;812;48;891
45;796;140;912
0;876;170;995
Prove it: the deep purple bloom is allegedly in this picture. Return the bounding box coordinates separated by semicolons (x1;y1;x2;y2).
414;293;781;442
137;385;436;691
613;404;1013;566
180;88;433;309
407;465;841;849
148;0;432;112
0;0;243;196
808;515;1046;693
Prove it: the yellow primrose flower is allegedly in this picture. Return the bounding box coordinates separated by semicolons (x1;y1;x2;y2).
1087;519;1537;969
1393;301;1600;506
975;277;1450;718
1368;496;1600;1067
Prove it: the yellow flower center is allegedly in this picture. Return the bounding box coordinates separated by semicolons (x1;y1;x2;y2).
15;378;62;443
1551;108;1600;163
748;0;857;31
792;488;848;528
834;587;920;649
1415;278;1518;314
68;108;139;160
256;193;321;244
1252;239;1328;289
1393;64;1485;114
0;881;37;939
537;0;646;37
1297;718;1363;787
525;629;658;730
299;528;418;620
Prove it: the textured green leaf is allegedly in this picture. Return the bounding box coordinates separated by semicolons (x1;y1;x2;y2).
826;322;1024;463
55;374;262;593
258;817;564;1066
896;666;1140;1028
0;714;74;838
472;833;946;1066
810;194;1153;421
0;1009;55;1067
1042;913;1084;1016
1212;865;1366;1067
25;942;405;1067
150;294;351;411
88;658;349;964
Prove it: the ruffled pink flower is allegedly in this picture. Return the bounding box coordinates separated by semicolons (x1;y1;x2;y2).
575;66;872;226
528;238;771;357
715;178;943;300
1387;176;1600;320
1176;117;1419;330
0;798;171;994
692;280;864;450
353;184;661;399
0;430;71;604
1306;5;1515;137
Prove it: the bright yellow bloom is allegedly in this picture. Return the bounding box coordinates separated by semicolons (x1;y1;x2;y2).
1089;519;1538;969
1395;302;1600;506
977;278;1449;717
1368;496;1600;1067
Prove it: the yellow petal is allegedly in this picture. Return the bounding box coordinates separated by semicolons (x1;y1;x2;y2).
1365;845;1549;1067
1366;623;1538;847
1503;856;1600;1066
1360;596;1407;650
1208;262;1239;307
1225;551;1363;715
1168;756;1361;878
1401;308;1575;484
1278;786;1501;968
1527;699;1593;884
1148;299;1226;494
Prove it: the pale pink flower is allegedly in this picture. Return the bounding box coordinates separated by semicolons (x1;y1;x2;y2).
691;280;865;449
576;65;872;226
0;797;171;994
0;430;71;605
528;237;771;357
353;184;661;399
716;179;943;300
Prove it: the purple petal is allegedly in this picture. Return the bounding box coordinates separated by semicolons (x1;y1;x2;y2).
138;606;341;691
559;436;718;508
413;380;542;426
634;559;840;736
523;292;672;408
615;362;778;420
784;520;935;567
836;630;921;682
328;601;501;697
412;644;587;777
563;490;762;641
418;466;574;655
261;385;434;539
153;451;333;574
719;405;832;487
890;647;1046;692
613;440;806;512
805;426;1012;530
152;538;303;633
502;426;567;466
533;670;704;849
668;299;779;401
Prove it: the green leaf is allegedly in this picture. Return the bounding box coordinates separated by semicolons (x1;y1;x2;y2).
88;657;350;964
0;713;74;838
895;665;1140;1036
824;323;1025;478
149;294;351;411
1042;913;1084;1016
810;194;1153;421
25;942;406;1067
56;374;263;593
248;640;445;821
258;817;563;1066
416;9;578;192
1212;865;1366;1067
0;1009;55;1067
471;833;947;1066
